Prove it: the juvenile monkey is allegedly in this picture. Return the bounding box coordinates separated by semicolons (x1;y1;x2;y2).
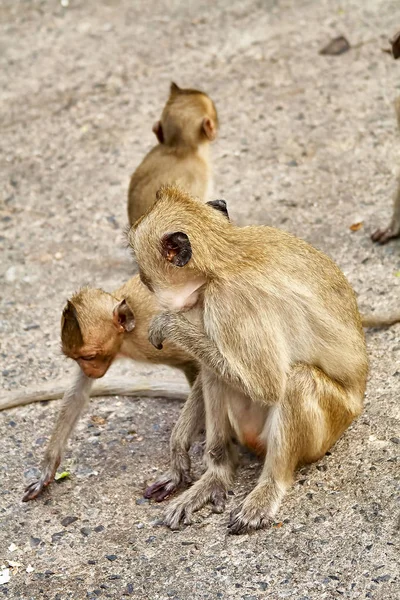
127;82;218;225
22;276;203;502
371;96;400;243
130;185;370;534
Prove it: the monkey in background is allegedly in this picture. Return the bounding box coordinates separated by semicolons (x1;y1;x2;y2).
130;185;371;534
127;82;218;225
371;96;400;244
21;276;203;502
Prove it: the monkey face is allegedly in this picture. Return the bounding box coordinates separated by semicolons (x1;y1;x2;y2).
77;354;113;379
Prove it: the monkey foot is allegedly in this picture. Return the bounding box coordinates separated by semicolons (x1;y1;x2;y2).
228;494;272;535
144;470;192;502
228;502;273;535
371;226;400;244
163;474;227;530
22;475;52;502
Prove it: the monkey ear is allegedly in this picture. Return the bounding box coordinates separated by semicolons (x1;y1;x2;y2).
61;300;83;347
202;117;217;141
113;300;135;333
152;120;164;144
170;82;181;95
206;199;229;220
161;232;192;267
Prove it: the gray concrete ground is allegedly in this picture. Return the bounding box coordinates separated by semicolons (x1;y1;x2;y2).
1;0;399;598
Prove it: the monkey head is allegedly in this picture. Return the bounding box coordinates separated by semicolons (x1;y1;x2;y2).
61;289;135;378
129;185;230;312
152;82;219;148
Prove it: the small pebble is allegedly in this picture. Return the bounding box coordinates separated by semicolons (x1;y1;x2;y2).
51;531;65;543
94;525;104;533
106;555;118;562
135;498;149;505
136;523;144;529
81;527;91;537
390;437;400;444
61;516;78;527
29;537;41;548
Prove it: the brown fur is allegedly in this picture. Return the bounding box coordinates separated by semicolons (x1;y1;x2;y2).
127;82;218;225
130;185;369;533
22;275;202;503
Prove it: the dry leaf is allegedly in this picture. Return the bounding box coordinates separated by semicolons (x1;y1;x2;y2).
274;522;284;528
349;222;363;231
320;36;350;56
91;415;106;425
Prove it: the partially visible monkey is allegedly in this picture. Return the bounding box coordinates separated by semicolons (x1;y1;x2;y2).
21;276;204;502
127;82;218;225
130;184;371;534
371;96;400;244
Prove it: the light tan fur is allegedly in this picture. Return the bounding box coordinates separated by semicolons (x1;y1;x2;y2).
21;275;203;503
127;82;218;225
130;185;370;534
371;95;400;243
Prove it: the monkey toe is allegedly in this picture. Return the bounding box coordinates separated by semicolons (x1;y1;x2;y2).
164;503;188;530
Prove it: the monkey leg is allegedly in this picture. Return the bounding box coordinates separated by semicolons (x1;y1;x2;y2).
23;370;92;502
182;362;200;387
371;177;400;244
228;364;363;534
145;376;205;502
164;371;237;530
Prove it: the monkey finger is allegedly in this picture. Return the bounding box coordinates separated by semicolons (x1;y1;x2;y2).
148;330;164;350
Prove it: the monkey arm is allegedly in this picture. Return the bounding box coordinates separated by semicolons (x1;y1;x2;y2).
148;312;284;404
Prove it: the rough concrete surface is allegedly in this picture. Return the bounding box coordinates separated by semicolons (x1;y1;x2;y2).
1;0;399;598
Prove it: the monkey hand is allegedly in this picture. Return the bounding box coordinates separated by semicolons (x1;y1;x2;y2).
148;312;178;349
22;465;56;502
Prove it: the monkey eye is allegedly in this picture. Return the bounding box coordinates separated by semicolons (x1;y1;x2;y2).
79;355;96;362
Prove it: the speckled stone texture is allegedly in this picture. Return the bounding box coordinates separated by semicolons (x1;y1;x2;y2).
0;0;399;598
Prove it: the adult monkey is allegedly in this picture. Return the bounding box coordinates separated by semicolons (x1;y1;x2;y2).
130;185;370;534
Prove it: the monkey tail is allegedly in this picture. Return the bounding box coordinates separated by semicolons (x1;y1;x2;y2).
361;313;400;328
0;377;190;412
